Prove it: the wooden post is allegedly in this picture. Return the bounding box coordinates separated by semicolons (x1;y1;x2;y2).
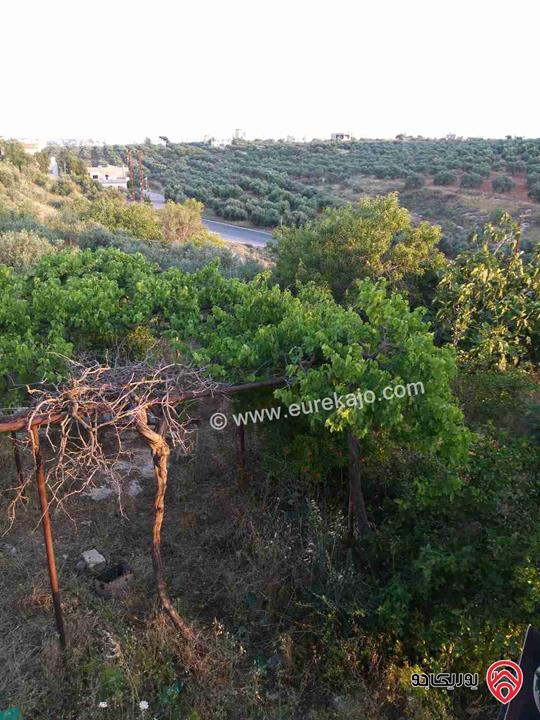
346;430;370;542
235;424;246;477
30;426;66;649
135;410;199;645
10;431;26;500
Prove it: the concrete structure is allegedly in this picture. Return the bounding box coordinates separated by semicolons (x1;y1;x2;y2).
20;139;45;155
206;137;232;148
87;164;129;190
331;133;352;142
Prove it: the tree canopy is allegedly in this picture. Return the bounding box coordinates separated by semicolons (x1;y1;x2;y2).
270;193;444;301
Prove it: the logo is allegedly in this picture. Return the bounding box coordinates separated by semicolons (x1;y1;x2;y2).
486;660;523;705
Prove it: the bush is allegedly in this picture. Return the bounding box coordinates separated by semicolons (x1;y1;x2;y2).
0;229;57;270
528;181;540;202
76;226;262;279
160;199;222;244
460;172;483;188
77;195;163;241
404;173;424;190
53;178;75;196
433;170;456;186
492;175;515;193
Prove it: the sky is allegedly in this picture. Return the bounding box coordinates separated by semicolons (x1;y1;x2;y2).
2;0;538;144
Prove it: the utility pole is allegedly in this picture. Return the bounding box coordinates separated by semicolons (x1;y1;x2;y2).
137;150;145;202
127;148;136;202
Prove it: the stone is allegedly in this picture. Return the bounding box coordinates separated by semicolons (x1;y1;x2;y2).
81;548;106;570
332;696;348;711
0;543;16;557
127;479;142;497
85;485;114;501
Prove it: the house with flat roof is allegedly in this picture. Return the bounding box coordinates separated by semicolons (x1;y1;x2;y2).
331;133;352;142
87;164;129;190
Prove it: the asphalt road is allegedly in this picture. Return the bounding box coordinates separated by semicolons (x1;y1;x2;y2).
147;191;272;247
202;219;272;247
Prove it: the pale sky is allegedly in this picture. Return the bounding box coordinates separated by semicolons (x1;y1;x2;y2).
2;0;538;143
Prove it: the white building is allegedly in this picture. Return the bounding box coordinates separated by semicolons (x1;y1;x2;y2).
87;164;129;190
331;133;352;142
208;137;232;148
20;139;45;155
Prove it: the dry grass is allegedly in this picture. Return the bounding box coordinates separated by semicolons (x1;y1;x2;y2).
0;402;392;719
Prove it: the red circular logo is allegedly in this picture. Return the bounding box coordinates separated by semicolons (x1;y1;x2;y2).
486;660;524;705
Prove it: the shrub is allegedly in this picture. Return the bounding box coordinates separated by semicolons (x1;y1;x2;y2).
0;229;57;270
53;178;75;196
433;170;456;186
404;173;424;190
77;195;163;241
460;172;483;188
528;181;540;202
160;199;222;244
492;175;515;193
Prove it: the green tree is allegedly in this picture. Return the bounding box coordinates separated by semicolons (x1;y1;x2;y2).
271;193;444;302
77;195;163;241
1;141;30;170
404;173;424;190
436;214;540;369
460;172;483;188
492;175;515;193
193;275;468;538
160;199;221;244
433;170;456;186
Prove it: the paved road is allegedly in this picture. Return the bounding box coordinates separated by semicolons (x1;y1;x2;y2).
202;219;272;247
147;191;272;247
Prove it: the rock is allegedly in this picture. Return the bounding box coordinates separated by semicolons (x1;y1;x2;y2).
136;460;155;480
116;455;154;480
0;543;16;557
332;696;348;711
127;479;142;497
81;548;106;570
85;486;115;501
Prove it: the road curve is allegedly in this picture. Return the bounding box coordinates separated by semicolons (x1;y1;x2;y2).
147;191;272;247
202;219;272;247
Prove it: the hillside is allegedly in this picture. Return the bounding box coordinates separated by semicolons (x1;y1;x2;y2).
0;142;268;280
70;137;540;253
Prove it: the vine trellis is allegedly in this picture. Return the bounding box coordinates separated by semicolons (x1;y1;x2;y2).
0;361;284;649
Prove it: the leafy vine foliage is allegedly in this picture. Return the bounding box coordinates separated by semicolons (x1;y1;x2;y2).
436;214;540;369
1;141;539;719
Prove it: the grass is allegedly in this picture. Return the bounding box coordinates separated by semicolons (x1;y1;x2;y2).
0;398;382;720
4;379;533;719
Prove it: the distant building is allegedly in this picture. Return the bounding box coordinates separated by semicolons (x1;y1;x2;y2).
233;128;246;141
207;137;232;148
331;133;352;142
87;164;129;190
20;139;45;155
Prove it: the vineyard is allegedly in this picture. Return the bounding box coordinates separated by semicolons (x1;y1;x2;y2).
0;140;539;720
